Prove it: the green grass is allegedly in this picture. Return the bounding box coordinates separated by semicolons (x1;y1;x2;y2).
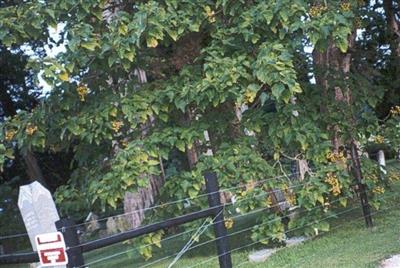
4;160;400;268
83;174;400;267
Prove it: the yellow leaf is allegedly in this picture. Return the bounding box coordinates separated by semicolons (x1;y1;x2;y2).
59;71;69;82
292;83;302;93
118;24;128;35
147;37;158;48
317;195;324;205
126;51;135;62
81;41;99;51
147;160;160;166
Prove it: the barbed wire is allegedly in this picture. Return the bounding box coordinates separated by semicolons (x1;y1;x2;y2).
280;199;399;268
69;172;299;231
74;180;312;260
192;192;399;268
0;232;29;240
0;173;298;241
86;184;390;267
136;189;361;268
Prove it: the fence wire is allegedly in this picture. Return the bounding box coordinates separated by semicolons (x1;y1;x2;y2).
133;190;363;268
191;192;399;268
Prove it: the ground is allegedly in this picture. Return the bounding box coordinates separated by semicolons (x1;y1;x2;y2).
79;162;400;268
3;161;400;268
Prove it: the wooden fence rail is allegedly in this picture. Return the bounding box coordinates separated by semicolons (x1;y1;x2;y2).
0;171;232;268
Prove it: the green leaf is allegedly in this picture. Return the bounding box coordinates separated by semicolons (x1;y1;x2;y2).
339;197;347;207
176;140;186;152
188;188;198;198
260;92;269;106
271;83;285;99
81;41;99;51
337;39;348;53
147;159;160;166
318;221;330;232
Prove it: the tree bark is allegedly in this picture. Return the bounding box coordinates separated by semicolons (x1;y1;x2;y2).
0;86;46;185
185;107;199;169
312;30;357;153
383;0;400;58
23;151;47;186
123;69;166;229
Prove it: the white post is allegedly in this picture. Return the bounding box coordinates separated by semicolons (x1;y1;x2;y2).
378;150;387;174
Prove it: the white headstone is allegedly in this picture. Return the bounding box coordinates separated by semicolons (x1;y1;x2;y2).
18;181;60;251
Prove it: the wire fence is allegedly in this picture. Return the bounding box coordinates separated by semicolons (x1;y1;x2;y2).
137;190;361;268
2;163;399;268
74;177;319;266
74;184;396;268
78;186;398;268
0;173;297;242
188;195;398;268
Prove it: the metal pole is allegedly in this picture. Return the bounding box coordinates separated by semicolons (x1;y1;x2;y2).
350;141;373;228
56;218;85;268
204;171;232;268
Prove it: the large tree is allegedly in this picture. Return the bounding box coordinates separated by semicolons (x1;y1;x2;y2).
0;0;398;258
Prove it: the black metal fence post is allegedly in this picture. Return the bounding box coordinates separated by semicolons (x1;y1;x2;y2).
350;141;373;228
56;218;85;268
204;171;232;268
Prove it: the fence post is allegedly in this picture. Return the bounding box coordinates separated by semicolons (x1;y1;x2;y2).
56;218;85;268
350;141;373;228
204;171;232;268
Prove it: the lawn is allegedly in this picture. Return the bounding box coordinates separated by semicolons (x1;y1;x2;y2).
81;162;400;268
4;161;400;268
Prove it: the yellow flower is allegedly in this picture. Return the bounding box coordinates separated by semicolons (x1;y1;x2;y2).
265;195;273;207
374;135;384;144
354;17;362;28
357;0;365;6
76;85;88;102
25;124;38;136
121;140;129;148
309;4;327;17
204;6;216;23
325;173;341;196
326;151;346;162
370;174;378;181
5;129;16;141
224;218;234;229
244;90;257;104
340;2;351;12
372;186;385;194
111;121;123;132
388;171;400;181
390;106;400;115
284;192;296;206
245;180;256;192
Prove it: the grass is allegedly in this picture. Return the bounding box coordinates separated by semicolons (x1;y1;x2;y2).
81;162;400;268
4;160;400;268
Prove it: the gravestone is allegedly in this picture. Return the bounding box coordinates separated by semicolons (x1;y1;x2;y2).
378;150;387;174
18;181;62;268
85;212;100;233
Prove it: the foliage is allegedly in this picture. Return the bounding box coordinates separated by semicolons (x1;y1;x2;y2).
0;0;399;259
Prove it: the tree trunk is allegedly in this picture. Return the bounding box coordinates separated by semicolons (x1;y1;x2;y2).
383;0;400;58
313;30;357;153
123;69;166;229
0;87;46;185
183;106;200;169
23;151;47;186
